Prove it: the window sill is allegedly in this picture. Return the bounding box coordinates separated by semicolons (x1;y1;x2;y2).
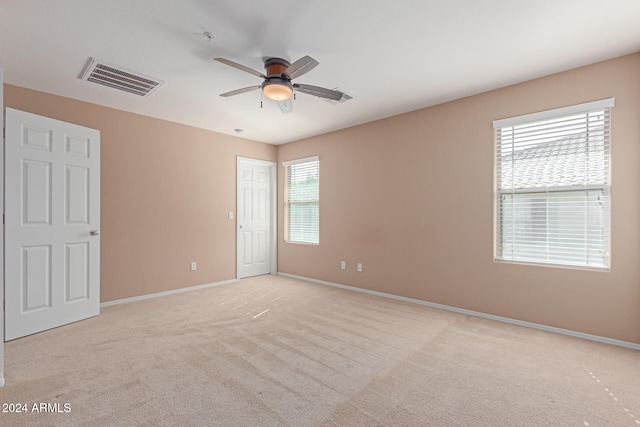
494;258;610;272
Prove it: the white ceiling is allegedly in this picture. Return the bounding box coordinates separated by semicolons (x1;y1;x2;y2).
2;1;640;145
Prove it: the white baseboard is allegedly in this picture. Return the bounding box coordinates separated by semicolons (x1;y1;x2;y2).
101;279;238;308
277;272;640;351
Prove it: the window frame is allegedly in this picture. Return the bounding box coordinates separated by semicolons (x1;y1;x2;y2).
283;156;320;245
493;98;614;270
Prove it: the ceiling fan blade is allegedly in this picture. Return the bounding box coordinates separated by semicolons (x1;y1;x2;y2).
293;84;343;101
219;85;261;97
278;99;294;114
284;55;319;79
214;58;266;79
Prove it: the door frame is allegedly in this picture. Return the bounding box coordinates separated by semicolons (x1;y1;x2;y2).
1;68;5;386
236;156;277;279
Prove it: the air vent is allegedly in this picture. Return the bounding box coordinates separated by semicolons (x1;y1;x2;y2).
81;58;164;96
324;88;353;105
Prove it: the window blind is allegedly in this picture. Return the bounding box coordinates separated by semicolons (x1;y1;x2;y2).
494;99;613;269
284;156;319;244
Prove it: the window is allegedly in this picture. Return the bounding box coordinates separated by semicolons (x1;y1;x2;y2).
284;156;319;244
494;98;614;269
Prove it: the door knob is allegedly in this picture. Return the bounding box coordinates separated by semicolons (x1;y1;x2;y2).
90;230;100;236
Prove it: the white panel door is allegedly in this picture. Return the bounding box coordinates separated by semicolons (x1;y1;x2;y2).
237;158;274;278
5;108;100;341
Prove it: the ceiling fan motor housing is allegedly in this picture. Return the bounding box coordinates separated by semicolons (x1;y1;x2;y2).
264;57;291;77
262;58;294;100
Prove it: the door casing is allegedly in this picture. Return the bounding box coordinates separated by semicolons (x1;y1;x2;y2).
1;68;5;386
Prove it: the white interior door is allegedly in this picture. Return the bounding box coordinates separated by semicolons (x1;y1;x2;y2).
4;108;100;341
237;157;275;279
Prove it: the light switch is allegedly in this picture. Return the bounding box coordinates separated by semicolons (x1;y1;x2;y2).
228;211;234;220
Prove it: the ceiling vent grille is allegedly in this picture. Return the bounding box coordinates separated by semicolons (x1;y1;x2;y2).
324;88;353;105
81;58;164;96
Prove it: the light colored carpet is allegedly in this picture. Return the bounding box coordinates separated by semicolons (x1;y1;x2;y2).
1;274;639;426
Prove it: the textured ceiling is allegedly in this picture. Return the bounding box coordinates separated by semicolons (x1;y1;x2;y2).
1;0;639;144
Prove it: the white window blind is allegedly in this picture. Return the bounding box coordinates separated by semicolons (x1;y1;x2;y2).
494;98;613;269
284;156;319;244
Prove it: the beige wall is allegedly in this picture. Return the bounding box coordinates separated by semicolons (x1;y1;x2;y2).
277;53;640;344
4;53;639;344
4;85;277;302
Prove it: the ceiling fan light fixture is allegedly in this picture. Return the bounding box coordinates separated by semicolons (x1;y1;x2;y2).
262;79;293;101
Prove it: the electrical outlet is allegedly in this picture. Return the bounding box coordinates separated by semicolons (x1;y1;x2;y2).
190;262;197;271
357;263;363;272
341;261;346;270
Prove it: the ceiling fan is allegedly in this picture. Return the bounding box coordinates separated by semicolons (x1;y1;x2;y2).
214;55;344;112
